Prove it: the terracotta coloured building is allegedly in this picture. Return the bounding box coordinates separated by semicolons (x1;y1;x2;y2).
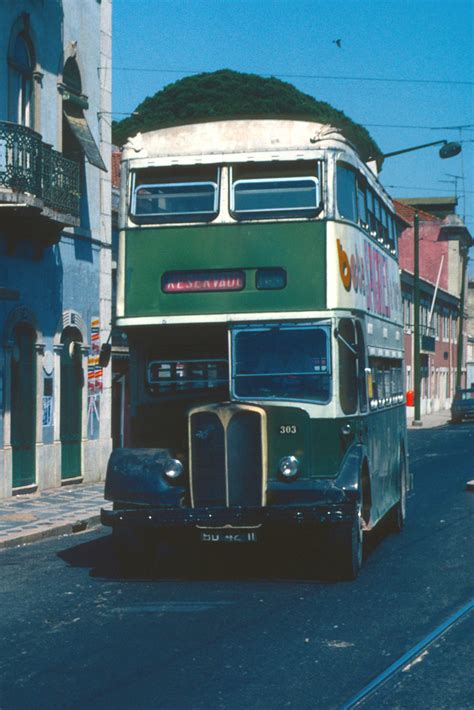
395;198;472;417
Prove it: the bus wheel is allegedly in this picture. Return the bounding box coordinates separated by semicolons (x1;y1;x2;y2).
389;451;407;533
328;502;363;581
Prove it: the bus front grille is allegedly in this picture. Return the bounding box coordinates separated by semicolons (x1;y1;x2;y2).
189;405;266;508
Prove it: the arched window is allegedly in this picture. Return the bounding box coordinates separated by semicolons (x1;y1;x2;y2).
61;57;106;171
9;31;34;126
63;57;82;96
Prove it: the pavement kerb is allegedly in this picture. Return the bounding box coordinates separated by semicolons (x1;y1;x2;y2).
0;514;103;550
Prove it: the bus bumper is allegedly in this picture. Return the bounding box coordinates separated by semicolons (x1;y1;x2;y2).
101;501;356;530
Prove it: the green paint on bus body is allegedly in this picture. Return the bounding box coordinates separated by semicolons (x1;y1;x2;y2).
264;403;406;518
123;221;327;317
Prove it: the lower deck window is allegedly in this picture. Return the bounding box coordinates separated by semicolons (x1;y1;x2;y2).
147;359;228;394
232;323;331;402
369;358;404;409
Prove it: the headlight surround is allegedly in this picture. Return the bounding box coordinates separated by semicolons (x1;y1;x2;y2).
164;458;184;481
278;455;300;480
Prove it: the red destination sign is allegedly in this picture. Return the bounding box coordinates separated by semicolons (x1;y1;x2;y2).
162;270;245;293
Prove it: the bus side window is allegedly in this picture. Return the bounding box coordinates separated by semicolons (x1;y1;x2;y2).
356;321;367;412
388;214;396;254
381;207;389;248
357;178;368;231
384;367;391;404
367;189;377;237
374;197;383;243
336;163;357;223
376;366;384;407
338;318;357;415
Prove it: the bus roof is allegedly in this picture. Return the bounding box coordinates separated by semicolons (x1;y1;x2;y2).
121;119;361;163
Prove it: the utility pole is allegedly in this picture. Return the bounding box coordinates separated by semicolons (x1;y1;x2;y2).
413;211;422;426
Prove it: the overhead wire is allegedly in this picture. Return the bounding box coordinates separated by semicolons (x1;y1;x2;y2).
110;66;474;86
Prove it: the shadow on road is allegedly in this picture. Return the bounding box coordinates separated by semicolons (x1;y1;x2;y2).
57;520;393;584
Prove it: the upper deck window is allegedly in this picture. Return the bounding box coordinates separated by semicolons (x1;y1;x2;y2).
232;322;331;403
230;161;322;220
131;165;219;224
336;163;358;223
337;162;398;255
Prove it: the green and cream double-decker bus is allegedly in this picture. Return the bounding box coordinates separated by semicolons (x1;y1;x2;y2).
102;119;409;579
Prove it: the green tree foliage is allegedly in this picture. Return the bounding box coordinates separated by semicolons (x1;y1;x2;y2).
112;69;381;163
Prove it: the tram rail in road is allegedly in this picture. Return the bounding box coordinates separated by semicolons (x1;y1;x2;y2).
340;599;474;708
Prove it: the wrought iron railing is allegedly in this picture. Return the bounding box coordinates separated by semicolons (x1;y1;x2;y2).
0;121;80;216
405;323;436;352
42;145;80;215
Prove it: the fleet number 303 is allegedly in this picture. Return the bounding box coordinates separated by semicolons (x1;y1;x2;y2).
280;425;297;434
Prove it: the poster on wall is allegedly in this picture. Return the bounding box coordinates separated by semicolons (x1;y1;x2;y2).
88;317;103;394
42;396;53;427
87;317;102;438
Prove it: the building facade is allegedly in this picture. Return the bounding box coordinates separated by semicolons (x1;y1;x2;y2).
0;0;112;498
466;278;474;388
395;198;472;417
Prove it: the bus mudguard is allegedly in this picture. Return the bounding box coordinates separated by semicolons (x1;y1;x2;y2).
104;448;185;506
334;444;368;502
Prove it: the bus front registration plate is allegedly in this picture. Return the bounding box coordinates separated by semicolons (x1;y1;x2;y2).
200;530;258;543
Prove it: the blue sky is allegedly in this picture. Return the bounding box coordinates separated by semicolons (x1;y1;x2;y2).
113;0;474;260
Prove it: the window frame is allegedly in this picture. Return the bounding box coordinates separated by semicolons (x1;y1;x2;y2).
129;167;221;224
231;321;332;404
336;162;358;223
8;30;34;127
147;357;229;395
230;174;321;221
368;357;404;410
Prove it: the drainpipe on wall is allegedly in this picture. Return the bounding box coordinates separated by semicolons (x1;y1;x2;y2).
455;247;469;390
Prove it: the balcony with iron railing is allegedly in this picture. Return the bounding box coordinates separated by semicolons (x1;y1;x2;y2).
404;323;436;353
0;121;80;241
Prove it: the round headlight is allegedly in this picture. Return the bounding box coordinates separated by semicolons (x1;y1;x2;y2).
164;458;184;481
279;455;300;479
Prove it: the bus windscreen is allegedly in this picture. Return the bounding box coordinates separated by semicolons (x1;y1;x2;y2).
232;324;331;402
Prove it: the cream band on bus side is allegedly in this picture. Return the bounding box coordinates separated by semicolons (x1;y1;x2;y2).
327;223;402;324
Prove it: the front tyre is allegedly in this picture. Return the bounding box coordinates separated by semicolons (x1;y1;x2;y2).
324;503;363;581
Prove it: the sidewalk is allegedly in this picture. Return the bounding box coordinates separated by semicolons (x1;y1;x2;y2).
407;407;452;429
0;409;455;550
0;482;107;550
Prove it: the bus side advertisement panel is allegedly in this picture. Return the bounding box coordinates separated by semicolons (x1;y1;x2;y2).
326;222;403;325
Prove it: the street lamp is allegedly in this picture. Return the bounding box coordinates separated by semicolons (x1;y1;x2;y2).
382;139;462;162
381;139;462;426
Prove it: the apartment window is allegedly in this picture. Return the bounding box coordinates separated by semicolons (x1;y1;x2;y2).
443;311;449;341
451;316;458;341
403;296;412;332
8;31;34;126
